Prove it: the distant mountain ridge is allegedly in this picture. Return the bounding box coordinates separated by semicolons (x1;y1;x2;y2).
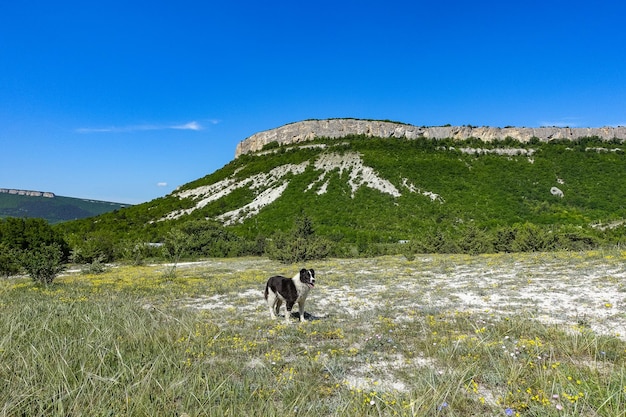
0;189;129;224
0;188;55;198
235;119;626;157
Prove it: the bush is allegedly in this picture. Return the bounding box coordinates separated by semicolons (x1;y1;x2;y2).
20;244;66;285
0;243;21;277
80;255;109;275
68;233;116;264
1;218;70;261
555;228;598;251
266;214;331;263
458;226;493;255
493;227;517;253
179;220;244;258
266;234;331;264
511;223;558;252
425;230;460;254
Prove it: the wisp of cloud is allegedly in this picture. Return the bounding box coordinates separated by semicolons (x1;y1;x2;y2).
77;121;204;133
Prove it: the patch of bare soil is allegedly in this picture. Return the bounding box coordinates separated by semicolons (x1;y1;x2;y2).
185;253;626;340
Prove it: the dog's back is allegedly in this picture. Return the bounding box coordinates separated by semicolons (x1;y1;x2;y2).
264;275;297;301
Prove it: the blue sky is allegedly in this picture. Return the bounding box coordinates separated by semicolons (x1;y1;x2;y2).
2;1;625;204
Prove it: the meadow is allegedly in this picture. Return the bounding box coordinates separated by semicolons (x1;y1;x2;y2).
1;251;625;416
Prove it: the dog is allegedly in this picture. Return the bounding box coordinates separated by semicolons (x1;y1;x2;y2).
264;268;315;322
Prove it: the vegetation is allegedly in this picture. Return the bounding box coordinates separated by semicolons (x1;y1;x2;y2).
0;193;128;224
0;218;70;282
266;213;332;263
2;135;625;270
19;243;66;285
53;135;625;263
1;252;624;416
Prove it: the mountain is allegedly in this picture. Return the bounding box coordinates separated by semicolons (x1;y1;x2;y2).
0;189;129;224
57;119;626;251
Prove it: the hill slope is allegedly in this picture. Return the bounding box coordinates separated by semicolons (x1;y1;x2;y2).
180;135;626;239
0;189;129;224
58;121;626;253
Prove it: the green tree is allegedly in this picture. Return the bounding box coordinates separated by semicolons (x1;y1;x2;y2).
179;220;241;257
511;223;557;252
266;213;331;263
458;226;493;255
0;218;70;260
20;244;66;285
0;243;21;277
67;231;117;264
163;229;188;263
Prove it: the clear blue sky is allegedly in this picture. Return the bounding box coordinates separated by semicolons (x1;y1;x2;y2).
2;1;625;204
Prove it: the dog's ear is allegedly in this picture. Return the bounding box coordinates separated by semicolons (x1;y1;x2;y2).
309;269;315;277
300;268;307;279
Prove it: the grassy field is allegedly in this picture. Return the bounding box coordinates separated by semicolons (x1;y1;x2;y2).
1;251;626;416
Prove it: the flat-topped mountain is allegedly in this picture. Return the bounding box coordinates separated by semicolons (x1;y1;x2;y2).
0;189;128;224
235;119;626;157
59;119;626;256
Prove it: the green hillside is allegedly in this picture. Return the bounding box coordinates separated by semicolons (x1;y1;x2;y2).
56;134;626;257
0;192;129;224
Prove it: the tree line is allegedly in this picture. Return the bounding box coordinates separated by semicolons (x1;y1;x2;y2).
3;215;624;285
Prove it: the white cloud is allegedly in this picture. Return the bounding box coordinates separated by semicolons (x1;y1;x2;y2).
76;125;158;133
172;121;202;130
75;127;120;133
76;120;204;133
157;182;168;187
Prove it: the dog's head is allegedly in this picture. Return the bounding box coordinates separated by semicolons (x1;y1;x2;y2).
299;268;316;288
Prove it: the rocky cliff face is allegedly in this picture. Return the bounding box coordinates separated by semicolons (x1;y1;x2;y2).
235;119;626;157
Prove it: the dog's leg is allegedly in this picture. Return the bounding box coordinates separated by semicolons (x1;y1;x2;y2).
285;301;295;324
267;292;278;319
274;299;282;318
297;300;307;322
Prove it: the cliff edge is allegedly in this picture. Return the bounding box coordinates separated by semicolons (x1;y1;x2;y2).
235;119;626;158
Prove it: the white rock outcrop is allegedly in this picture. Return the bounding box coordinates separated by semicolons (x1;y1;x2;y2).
235;119;626;157
163;151;444;224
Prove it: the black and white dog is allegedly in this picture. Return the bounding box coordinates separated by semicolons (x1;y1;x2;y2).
264;269;315;322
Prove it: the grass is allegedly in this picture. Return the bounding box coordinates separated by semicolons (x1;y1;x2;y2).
1;251;626;416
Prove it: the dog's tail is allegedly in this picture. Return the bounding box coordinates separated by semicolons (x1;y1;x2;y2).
264;282;269;300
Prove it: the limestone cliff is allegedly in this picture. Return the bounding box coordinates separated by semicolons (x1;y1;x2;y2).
235;119;626;158
0;188;55;198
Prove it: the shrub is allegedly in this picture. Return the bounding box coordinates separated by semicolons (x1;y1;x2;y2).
458;226;493;255
68;233;116;264
266;234;331;264
423;230;460;254
0;243;21;277
511;223;557;252
179;220;243;258
555;228;598;251
493;226;517;253
20;244;66;285
80;255;109;275
266;214;331;263
1;218;70;260
161;229;188;277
